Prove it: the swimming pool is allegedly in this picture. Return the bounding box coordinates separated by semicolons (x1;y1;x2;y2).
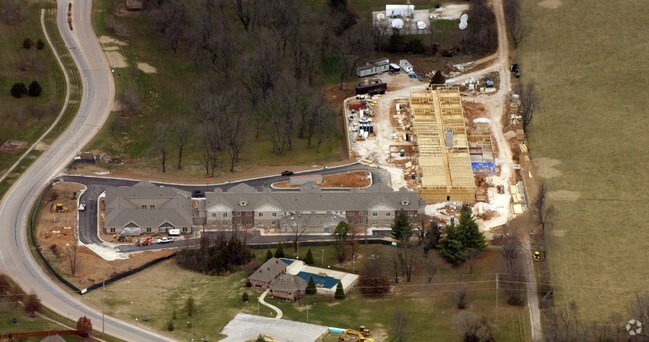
297;271;339;289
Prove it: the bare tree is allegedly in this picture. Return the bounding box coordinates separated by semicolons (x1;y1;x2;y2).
175;120;190;170
424;258;438;284
456;284;468;310
229;0;258;32
222;107;247;172
504;0;531;48
359;256;390;296
533;181;556;235
501;233;526;306
288;213;306;254
152;0;191;54
1;0;27;26
372;19;390;52
544;301;585;342
333;221;349;262
397;239;416;282
392;308;409;342
67;238;79;276
520;83;538;134
453;311;496;342
335;25;371;90
155;124;170;173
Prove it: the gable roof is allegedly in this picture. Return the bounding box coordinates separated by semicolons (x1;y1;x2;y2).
248;258;287;283
105;181;193;229
270;274;308;293
205;182;423;213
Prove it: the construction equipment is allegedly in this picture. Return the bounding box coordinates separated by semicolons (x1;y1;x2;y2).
533;251;541;261
54;203;70;213
136;237;152;247
337;329;374;342
117;235;132;243
358;326;370;337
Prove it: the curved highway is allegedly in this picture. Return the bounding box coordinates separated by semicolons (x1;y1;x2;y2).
0;1;171;341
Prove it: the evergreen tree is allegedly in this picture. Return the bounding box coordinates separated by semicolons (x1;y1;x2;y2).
274;243;285;258
334;281;345;300
430;70;446;87
11;83;27;98
304;248;314;265
185;296;195;317
457;206;486;252
76;316;93;336
36;39;45;50
23;37;33;49
391;209;413;241
334;221;349;262
438;223;466;265
242;292;249;302
306;276;317;295
28;81;42;97
422;221;442;256
265;250;273;262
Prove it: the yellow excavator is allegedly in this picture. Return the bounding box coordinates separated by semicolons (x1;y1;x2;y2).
337;326;374;342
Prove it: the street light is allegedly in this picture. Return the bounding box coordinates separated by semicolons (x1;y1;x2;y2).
321;249;324;267
352;254;356;273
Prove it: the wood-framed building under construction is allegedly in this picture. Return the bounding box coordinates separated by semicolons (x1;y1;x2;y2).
410;87;476;202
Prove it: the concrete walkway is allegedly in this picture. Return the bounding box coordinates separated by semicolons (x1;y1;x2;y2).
259;290;283;320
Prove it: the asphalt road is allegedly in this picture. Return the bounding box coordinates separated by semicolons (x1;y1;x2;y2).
0;2;172;341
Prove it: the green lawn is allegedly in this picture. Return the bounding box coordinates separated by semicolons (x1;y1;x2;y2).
518;0;649;321
0;4;82;199
80;245;529;341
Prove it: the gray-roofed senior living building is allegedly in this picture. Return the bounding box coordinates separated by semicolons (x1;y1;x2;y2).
204;182;425;232
104;181;193;235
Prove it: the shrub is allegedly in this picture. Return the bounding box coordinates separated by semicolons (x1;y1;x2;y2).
242;292;249;302
265;250;273;262
245;280;252;288
28;81;42;97
23;38;33;49
304;249;314;265
24;293;41;317
185;296;195;317
334;281;345;300
306;276;317;295
274;243;285;258
167;320;174;331
11;83;27;98
36;39;45;50
76;316;92;335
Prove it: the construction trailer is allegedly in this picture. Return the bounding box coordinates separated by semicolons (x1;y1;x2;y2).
356;58;390;77
356;79;387;95
399;59;413;73
410;87;477;203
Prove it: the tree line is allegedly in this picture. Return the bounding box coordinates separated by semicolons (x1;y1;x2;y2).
147;0;363;174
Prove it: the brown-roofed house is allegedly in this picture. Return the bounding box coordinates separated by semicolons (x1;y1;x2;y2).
248;258;287;289
269;274;308;301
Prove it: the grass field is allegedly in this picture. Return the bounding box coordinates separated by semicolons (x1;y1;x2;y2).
80;245;529;341
0;4;82;199
519;1;649;321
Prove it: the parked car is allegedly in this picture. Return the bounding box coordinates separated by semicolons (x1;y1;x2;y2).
281;171;294;176
156;237;174;244
78;204;86;211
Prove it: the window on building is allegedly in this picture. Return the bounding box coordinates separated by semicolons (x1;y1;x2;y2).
259;213;263;217
373;220;377;225
141;205;146;209
386;212;391;217
212;213;216;217
146;228;152;232
349;212;355;216
372;212;378;217
272;220;277;225
224;213;228;217
272;213;277;217
110;228;115;233
235;212;241;216
150;205;155;209
182;227;188;232
246;212;252;216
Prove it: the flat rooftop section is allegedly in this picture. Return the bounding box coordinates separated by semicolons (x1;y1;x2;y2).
220;313;329;342
411;88;476;202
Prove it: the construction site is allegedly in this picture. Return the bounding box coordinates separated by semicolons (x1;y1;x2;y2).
345;72;517;230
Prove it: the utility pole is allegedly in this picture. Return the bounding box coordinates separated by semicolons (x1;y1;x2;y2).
102;281;106;335
321;249;324;267
257;296;260;315
306;304;309;323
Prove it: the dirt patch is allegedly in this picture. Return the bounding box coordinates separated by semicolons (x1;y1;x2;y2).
547;190;581;201
272;171;372;189
538;0;561;9
102;46;120;51
0;140;27;153
137;62;157;74
98;36;127;46
33;142;49;151
36;182;175;288
532;157;562;178
112;100;123;111
552;229;567;237
105;51;128;68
